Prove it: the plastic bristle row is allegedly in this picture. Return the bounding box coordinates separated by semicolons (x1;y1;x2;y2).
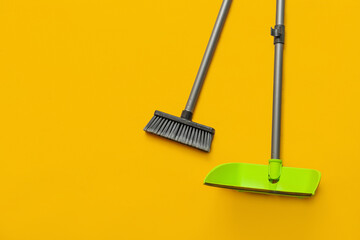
144;115;213;152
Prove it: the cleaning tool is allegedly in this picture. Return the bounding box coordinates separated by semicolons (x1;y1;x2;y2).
204;0;321;196
144;0;232;152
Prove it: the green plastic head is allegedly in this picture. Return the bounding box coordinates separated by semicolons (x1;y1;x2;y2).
204;160;321;197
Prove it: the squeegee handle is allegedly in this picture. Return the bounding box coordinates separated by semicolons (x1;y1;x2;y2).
271;0;285;159
181;0;232;121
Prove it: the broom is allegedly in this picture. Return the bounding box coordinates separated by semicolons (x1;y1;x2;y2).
144;0;232;152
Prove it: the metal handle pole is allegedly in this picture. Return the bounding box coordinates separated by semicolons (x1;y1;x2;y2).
271;0;285;159
181;0;232;120
276;0;285;25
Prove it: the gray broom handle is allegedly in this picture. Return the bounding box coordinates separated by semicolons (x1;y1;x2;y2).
184;0;232;114
271;0;285;159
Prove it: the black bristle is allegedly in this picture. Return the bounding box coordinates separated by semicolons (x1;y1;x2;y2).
144;111;215;152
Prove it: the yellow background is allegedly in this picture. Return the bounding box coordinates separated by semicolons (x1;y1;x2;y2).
1;0;360;239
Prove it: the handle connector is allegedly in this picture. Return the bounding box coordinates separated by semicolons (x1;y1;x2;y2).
268;159;282;183
271;25;285;44
181;110;193;121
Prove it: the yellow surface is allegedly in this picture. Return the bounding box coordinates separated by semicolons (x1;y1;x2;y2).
0;0;360;239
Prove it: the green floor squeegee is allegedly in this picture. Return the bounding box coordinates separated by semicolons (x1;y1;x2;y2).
204;0;321;197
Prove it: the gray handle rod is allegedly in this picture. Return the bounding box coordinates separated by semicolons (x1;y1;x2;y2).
184;0;232;114
271;0;285;159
